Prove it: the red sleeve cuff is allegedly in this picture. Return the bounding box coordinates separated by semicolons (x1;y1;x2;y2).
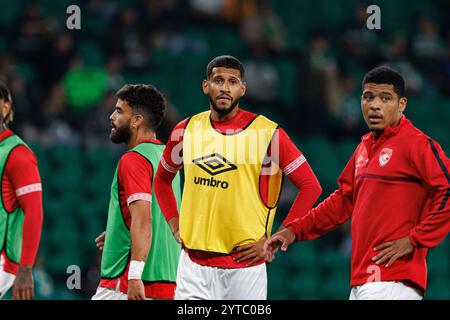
408;229;421;248
285;219;302;242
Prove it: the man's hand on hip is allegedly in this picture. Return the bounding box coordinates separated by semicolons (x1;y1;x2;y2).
233;236;267;267
372;236;414;267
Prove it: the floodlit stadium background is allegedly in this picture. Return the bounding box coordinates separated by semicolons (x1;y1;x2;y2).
0;0;449;299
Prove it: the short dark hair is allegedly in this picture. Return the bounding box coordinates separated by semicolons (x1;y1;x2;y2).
206;55;245;79
0;81;13;124
362;66;406;98
116;84;166;130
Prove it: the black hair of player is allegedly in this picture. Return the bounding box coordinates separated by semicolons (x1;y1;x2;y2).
362;66;406;98
206;55;245;80
116;84;166;131
0;81;13;124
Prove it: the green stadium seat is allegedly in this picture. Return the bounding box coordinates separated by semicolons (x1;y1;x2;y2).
301;136;340;193
285;241;317;270
272;59;297;107
84;147;119;171
320;273;350;299
38;0;75;18
286;271;320;299
78;41;105;67
319;249;350;272
15;60;36;83
335;138;358;167
426;274;450;300
267;265;288;299
0;0;24;28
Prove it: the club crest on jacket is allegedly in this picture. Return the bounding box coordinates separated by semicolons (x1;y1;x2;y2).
379;148;393;167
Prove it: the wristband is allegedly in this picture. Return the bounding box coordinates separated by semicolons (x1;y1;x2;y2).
128;260;145;280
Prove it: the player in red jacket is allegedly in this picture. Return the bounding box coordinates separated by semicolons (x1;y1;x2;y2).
264;66;450;300
0;82;43;300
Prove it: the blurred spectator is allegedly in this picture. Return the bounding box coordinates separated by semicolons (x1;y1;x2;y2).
32;83;80;146
0;53;16;79
83;90;117;147
243;46;281;110
189;0;226;21
42;32;76;88
12;1;50;65
158;102;183;143
328;73;366;139
189;0;259;26
82;0;118;38
294;30;339;136
222;0;259;25
62;57;108;116
240;0;286;54
412;14;446;63
340;4;381;69
105;8;149;72
9;75;33;124
381;33;426;95
151;31;209;56
411;14;448;97
139;0;184;33
42;84;69;125
105;55;126;91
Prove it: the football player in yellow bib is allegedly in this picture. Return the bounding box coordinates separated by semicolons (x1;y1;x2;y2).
154;55;322;300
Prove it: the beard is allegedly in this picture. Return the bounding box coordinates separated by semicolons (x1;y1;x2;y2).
109;122;132;144
209;96;240;116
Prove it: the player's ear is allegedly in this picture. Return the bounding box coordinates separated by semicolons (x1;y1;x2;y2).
202;79;209;95
241;81;247;97
132;113;144;129
399;97;407;113
1;101;11;120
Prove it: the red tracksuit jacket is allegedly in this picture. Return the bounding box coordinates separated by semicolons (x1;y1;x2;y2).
288;116;450;292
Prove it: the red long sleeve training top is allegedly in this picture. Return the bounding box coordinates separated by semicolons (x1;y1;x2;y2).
287;116;450;292
1;129;43;275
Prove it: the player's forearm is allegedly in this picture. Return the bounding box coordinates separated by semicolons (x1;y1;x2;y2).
287;189;352;241
409;139;450;248
19;192;43;266
409;188;450;248
282;163;322;226
129;201;152;261
154;165;179;222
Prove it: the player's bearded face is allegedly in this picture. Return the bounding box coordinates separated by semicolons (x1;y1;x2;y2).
109;99;133;144
209;95;240;116
110;120;132;144
204;67;246;116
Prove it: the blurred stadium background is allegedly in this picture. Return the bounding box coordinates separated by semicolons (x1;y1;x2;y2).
0;0;448;299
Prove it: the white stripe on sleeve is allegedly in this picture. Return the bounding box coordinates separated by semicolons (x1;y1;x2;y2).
283;155;307;176
15;183;42;197
127;193;152;206
160;156;180;173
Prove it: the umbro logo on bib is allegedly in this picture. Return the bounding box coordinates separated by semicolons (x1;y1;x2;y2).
193;153;237;176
